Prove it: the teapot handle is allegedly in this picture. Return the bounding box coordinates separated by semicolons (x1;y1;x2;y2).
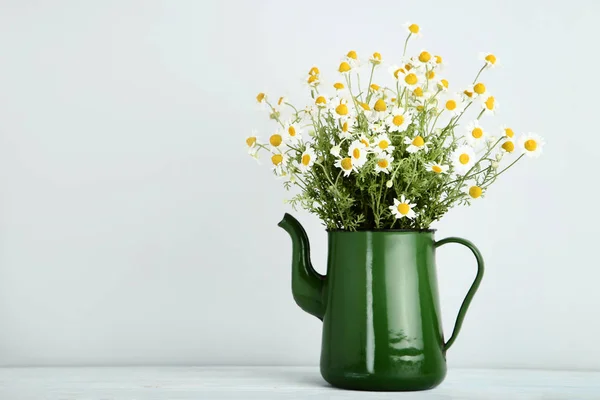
435;237;485;352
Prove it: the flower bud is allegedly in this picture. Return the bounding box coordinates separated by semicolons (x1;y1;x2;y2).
495;153;503;161
330;146;341;157
386;180;393;188
491;161;499;169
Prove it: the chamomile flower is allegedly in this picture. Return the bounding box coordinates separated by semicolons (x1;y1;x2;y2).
374;153;394;174
339;116;356;139
411;85;432;104
331;97;352;119
462;181;484;199
369;83;384;96
373;133;395;154
330;145;341;157
451;145;476;175
465;120;487;147
443;93;464;116
315;95;328;108
424;161;449;174
518;133;545;158
386;106;412;132
345;50;360;67
467;82;487;98
390;195;417;220
297;146;316;173
333;81;346;92
348;140;368;167
404;135;430;153
256;92;267;104
285;122;302;142
369;121;386;134
437;78;449;92
404;22;422;38
370;97;390;120
500;137;516;153
433;54;446;69
269;131;285;150
480;52;498;68
338;60;354;74
270;152;287;176
369;52;383;65
501;125;515;139
335;157;355;177
246;130;259;156
399;70;424;90
306;74;320;88
358;134;372;150
389;64;408;81
480;94;497;115
416;50;433;66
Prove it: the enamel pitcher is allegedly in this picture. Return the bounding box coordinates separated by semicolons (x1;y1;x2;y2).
279;213;484;391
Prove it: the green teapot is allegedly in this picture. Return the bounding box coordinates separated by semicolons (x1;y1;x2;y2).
279;213;484;391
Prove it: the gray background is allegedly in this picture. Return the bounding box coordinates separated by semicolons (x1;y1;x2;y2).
0;0;596;369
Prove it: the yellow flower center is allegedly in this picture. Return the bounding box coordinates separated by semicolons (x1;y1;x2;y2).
459;154;470;165
419;51;431;63
271;154;283;165
432;165;442;173
315;96;327;105
256;92;265;103
398;203;410;215
440;79;449;88
347;50;357;60
524;139;537;151
269;134;283;147
246;137;256;147
359;102;371;111
502;141;515;152
504;128;514;138
372;52;382;61
405;64;413;71
370;84;380;91
408;24;419;34
412;136;425;147
339;61;351;73
485;96;495;110
469;186;482;198
377;159;389;168
463;90;473;98
393;68;405;79
404;73;418;85
485;54;497;64
435;55;442;64
342;121;349;132
426;70;435;80
353;148;361;159
446;100;457;111
392;115;404;126
335;104;349;115
413;87;424;97
341;157;352;170
378;140;389;150
472;127;483;139
374;99;387;112
309;66;320;75
473;83;486;95
333;82;345;90
307;75;318;84
301;154;311;166
288;126;296;137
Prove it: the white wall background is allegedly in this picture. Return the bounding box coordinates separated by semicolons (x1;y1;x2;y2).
0;0;597;369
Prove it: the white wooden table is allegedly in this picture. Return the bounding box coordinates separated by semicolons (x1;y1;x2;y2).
0;367;599;399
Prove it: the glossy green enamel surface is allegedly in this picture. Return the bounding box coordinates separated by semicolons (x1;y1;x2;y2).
279;213;484;391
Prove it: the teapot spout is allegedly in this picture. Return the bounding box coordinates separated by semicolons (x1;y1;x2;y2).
278;213;326;320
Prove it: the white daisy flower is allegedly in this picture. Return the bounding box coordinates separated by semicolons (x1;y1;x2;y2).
373;133;395;154
404;22;422;38
331;97;352;120
462;181;484;199
285;122;302;142
480;94;497;115
424;161;449;174
390;195;417;220
404;135;430;153
416;50;434;67
369;83;384;96
480;52;498;68
501;125;515;139
518;133;545;158
269;131;286;151
433;54;446;69
500;137;516;153
369;121;387;135
437;78;449;92
374;153;394;174
399;70;424;90
389;64;408;81
369;52;383;65
335;157;355;177
451;145;477;175
443;93;464;116
270;152;287;176
410;85;433;104
314;95;328;108
386;106;412;132
465;120;487;147
348;140;368;167
370;97;390;121
332;81;347;94
297;146;316;173
345;50;360;67
358;134;372;150
339;116;356;139
338;60;354;75
246;130;259;156
465;82;487;98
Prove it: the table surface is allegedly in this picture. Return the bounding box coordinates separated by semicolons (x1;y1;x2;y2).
0;366;599;399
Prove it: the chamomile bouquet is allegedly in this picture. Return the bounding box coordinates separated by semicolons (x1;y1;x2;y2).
246;22;544;231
